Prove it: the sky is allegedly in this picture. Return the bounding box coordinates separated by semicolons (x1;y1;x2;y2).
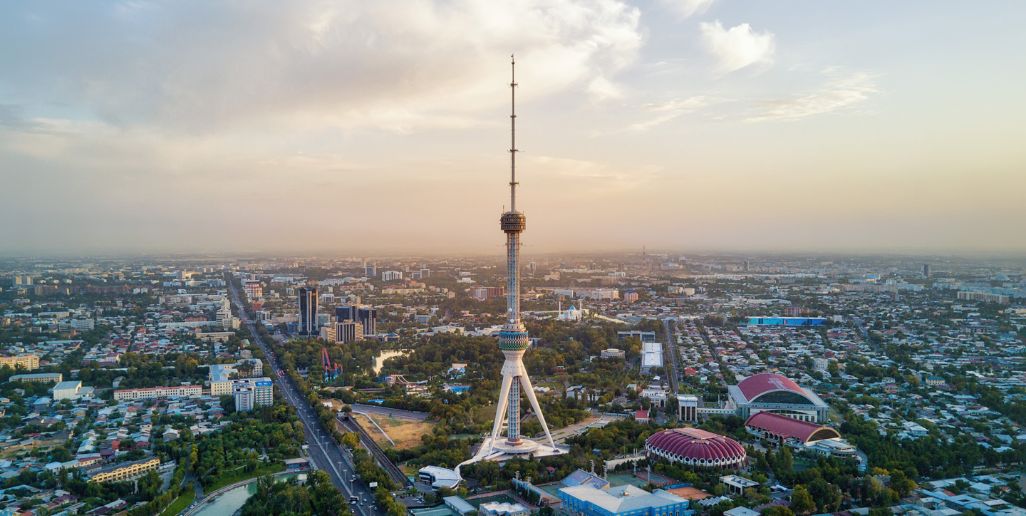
2;0;1025;256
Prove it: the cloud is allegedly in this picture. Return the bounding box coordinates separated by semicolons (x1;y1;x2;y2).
528;155;658;194
587;76;625;102
747;70;878;122
0;104;38;131
659;0;716;18
628;96;709;131
700;21;775;73
0;0;642;133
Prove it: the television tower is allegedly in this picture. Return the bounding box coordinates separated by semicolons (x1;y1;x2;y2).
487;55;558;455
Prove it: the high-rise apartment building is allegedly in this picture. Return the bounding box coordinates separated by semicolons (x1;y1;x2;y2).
233;383;254;411
243;281;263;299
233;377;273;411
298;287;318;335
470;286;504;302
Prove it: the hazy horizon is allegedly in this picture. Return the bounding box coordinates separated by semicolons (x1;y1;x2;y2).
3;1;1025;256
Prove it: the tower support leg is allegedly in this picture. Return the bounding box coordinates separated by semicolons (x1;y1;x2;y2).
488;373;514;454
518;373;557;450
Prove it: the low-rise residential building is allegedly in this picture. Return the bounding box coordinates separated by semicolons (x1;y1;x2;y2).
114;385;202;401
9;372;63;383
0;354;40;371
89;457;160;483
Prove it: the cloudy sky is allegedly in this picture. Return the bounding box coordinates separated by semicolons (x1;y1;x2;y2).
2;1;1025;256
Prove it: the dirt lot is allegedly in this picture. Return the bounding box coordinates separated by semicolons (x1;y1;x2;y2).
352;413;435;450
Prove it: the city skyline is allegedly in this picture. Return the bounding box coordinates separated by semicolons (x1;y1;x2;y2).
3;1;1026;256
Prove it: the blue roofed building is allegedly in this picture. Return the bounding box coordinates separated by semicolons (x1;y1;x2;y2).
562;469;610;490
558;484;693;516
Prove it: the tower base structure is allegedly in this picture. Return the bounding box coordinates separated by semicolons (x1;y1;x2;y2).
462;436;567;466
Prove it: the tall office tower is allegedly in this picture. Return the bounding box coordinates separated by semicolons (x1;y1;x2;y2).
922;263;930;278
298;287;318;336
365;262;377;278
356;307;376;336
336;305;376;337
486;56;558;456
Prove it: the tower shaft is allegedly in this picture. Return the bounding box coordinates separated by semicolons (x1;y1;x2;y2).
507;375;521;445
506;232;521;325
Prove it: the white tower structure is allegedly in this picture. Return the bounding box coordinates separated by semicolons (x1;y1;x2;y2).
485;56;559;456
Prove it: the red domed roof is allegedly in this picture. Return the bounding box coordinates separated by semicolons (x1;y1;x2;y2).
645;427;746;464
745;412;840;444
737;373;804;401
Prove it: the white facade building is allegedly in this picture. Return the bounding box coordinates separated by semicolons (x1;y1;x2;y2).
53;380;83;400
114;385;202;401
233;377;273;411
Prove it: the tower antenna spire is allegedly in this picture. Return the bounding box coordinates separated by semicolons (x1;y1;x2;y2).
510;54;518;212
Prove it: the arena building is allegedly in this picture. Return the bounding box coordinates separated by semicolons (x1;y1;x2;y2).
645;427;747;469
726;373;828;423
745;412;854;458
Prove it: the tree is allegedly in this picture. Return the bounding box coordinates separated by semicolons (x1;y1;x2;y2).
790;485;816;515
890;470;916;498
807;479;843;512
780;446;794;473
763;507;795;516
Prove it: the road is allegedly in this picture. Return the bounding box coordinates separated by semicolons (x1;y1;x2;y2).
338;415;411;488
545;411;620;444
227;277;381;516
662;319;680;395
350;403;429;422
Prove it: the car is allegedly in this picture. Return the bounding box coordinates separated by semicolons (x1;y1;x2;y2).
349;496;359;504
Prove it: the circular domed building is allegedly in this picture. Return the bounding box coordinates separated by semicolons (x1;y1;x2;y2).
645;427;747;469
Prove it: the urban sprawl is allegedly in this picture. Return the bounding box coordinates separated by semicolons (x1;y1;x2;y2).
0;254;1024;516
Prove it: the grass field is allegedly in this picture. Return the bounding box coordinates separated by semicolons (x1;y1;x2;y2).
205;462;285;493
162;486;195;516
353;413;435;450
